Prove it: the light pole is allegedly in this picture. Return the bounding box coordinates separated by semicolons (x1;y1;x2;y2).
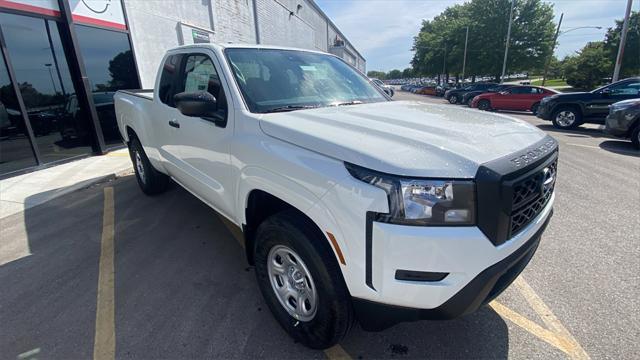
462;26;469;83
500;0;516;83
44;63;58;94
541;23;604;86
613;0;633;82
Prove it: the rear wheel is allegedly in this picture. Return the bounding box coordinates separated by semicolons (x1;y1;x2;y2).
531;102;540;115
631;125;640;149
129;138;169;195
254;210;353;349
552;106;582;129
478;99;491;111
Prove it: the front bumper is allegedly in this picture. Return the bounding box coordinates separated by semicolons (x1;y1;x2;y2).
604;111;632;137
354;206;552;331
536;101;553;120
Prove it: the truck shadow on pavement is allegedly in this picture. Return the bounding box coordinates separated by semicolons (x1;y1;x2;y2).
1;175;509;359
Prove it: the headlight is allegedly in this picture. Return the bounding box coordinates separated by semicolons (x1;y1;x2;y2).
345;163;476;225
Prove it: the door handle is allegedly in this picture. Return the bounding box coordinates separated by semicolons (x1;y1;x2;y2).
168;119;180;128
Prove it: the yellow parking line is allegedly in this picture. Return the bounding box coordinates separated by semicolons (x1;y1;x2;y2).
513;277;590;360
94;187;115;360
324;344;352;360
489;301;573;354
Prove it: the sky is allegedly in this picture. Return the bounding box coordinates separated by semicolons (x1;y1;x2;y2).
315;0;637;72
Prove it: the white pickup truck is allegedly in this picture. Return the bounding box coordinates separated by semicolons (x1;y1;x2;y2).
115;43;558;349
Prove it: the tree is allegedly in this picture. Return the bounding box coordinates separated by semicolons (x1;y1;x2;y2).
366;70;386;79
411;0;555;81
387;69;403;79
604;11;639;79
108;50;139;90
402;68;414;78
563;42;611;90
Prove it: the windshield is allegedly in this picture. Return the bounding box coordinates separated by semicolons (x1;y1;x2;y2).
225;48;387;113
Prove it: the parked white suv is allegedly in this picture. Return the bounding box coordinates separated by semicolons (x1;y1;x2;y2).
115;43;558;349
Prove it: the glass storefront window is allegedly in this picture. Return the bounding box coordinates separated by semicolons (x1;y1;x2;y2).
0;13;93;164
0;53;37;174
75;24;139;146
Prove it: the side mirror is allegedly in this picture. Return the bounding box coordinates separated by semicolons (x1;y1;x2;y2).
174;91;218;117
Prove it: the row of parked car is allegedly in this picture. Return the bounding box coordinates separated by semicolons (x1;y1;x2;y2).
400;78;640;148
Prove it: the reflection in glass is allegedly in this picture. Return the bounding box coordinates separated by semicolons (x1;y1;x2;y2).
0;13;93;164
75;25;139;145
0;53;37;174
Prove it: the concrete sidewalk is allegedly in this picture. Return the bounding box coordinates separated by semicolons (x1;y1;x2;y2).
0;148;133;219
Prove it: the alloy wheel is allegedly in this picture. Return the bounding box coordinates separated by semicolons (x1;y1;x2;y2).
555;111;576;128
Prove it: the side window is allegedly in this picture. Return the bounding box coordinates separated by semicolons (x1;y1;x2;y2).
609;81;640;95
158;54;181;107
177;54;228;116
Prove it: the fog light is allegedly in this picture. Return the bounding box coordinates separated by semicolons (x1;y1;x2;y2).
445;209;470;223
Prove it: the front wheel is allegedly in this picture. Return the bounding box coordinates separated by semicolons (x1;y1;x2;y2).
449;95;459;104
254;210;353;349
552;107;582;129
478;99;491;111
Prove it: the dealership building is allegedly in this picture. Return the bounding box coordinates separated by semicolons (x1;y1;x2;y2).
0;0;365;177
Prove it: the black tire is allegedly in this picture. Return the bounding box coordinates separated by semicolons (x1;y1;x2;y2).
551;106;582;129
254;210;353;349
478;99;491;111
129;137;169;195
531;102;540;115
631;125;640;149
449;95;459;104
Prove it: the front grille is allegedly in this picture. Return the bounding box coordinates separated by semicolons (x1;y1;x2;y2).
509;160;557;236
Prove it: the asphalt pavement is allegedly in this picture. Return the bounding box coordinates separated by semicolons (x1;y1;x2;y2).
0;92;638;359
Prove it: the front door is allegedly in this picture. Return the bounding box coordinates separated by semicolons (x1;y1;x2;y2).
167;51;236;218
587;79;640;119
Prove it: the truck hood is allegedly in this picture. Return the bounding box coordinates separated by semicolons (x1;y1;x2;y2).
258;101;547;178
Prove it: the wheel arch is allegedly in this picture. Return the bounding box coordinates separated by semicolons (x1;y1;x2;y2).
238;169;349;270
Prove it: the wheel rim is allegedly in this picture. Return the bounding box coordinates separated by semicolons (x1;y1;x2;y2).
479;101;489;110
449;96;457;104
555;111;575;127
267;245;318;322
135;150;146;184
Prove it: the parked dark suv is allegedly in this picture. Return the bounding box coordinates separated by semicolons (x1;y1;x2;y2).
536;77;640;129
445;83;497;104
605;99;640;149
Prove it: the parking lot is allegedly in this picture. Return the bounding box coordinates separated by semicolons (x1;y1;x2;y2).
1;91;638;359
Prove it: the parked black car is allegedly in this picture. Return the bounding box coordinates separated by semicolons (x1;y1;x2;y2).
436;83;454;97
444;82;498;104
605;98;640;149
536;77;640;129
461;84;514;106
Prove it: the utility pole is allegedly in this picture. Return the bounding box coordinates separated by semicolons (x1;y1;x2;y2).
442;42;447;84
613;0;633;82
542;13;563;86
462;26;469;83
500;0;516;83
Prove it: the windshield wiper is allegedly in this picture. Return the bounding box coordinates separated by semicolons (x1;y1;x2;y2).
262;105;319;113
334;100;363;106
